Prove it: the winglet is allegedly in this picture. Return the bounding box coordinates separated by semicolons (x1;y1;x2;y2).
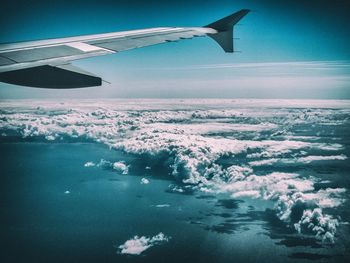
205;9;250;53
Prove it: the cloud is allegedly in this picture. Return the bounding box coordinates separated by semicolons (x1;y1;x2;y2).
84;161;96;167
117;233;170;255
249;155;347;166
154;61;350;72
298;155;347;163
124;61;350;99
0;99;348;242
141;178;150;184
113;162;129;175
85;159;130;174
155;204;170;208
45;135;56;141
294;208;339;243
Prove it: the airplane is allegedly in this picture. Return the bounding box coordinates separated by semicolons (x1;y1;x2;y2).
0;9;249;89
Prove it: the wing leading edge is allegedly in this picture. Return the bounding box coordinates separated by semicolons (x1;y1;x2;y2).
0;9;249;89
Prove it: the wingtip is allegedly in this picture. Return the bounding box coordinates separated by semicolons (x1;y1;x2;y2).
205;9;250;53
205;9;250;31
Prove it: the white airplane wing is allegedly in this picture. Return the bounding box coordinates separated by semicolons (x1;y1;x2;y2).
0;9;249;89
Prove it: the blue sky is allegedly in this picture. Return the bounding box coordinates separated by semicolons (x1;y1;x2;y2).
0;0;349;99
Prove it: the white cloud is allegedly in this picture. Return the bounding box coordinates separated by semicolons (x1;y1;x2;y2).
117;233;170;255
165;61;350;71
141;178;150;184
155;204;170;208
84;161;96;167
45;135;56;141
249;155;347;166
298;155;347;163
113;162;129;175
294;208;339;243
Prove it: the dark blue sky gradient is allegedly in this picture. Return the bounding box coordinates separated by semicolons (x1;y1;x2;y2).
0;0;349;99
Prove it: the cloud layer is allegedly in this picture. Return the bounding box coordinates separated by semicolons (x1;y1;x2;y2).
1;99;348;242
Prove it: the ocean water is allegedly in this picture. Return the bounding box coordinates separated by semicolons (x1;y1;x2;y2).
0;99;349;263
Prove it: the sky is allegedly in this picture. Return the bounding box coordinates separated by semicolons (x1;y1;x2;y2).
0;0;349;99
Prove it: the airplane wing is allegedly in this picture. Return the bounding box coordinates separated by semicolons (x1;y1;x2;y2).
0;9;249;89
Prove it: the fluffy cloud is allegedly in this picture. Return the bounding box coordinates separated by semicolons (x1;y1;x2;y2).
113;162;129;175
294;208;339;243
84;161;95;167
117;232;170;255
141;178;150;184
